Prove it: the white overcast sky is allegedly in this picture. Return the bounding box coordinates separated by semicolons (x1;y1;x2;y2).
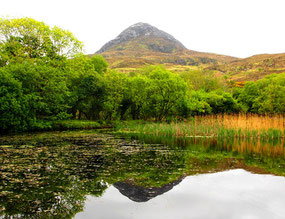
1;0;285;58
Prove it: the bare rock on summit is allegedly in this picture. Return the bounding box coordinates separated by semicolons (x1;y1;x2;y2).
96;22;185;54
94;22;238;68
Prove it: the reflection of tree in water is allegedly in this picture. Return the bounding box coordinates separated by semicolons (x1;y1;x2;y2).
0;144;108;218
0;133;187;218
120;133;285;179
2;131;281;218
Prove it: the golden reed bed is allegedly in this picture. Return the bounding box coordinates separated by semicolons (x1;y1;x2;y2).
194;114;284;132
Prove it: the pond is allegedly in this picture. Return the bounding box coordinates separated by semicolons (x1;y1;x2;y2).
76;170;285;219
0;130;284;218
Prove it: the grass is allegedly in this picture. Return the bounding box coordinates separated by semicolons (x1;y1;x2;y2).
115;114;285;169
210;53;285;81
115;115;285;176
117;114;285;140
52;120;103;130
29;119;112;132
115;125;285;176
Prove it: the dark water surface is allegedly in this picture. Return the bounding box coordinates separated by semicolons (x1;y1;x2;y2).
0;130;284;218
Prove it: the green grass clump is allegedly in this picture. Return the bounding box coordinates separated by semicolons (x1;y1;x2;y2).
52;120;103;130
117;120;284;141
28;120;110;132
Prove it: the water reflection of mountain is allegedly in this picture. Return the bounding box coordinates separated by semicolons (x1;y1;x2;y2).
0;132;186;218
114;177;184;202
1;131;284;218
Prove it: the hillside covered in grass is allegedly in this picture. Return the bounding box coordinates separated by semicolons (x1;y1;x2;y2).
93;22;285;83
93;23;238;70
210;53;285;81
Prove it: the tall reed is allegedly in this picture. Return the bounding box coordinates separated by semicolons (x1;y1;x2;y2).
118;114;284;140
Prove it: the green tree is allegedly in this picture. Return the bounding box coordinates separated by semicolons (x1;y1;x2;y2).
128;75;149;119
205;91;240;114
103;71;130;120
180;69;226;92
0;69;34;132
237;81;259;112
89;55;108;74
185;90;212;116
144;66;188;120
252;74;285;114
2;62;71;120
237;73;285;114
0;17;83;65
66;55;107;120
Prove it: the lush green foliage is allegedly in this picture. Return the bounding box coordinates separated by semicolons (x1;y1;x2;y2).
0;68;33;131
180;69;226;92
0;17;284;132
67;55;107;120
236;73;285;114
0;17;83;65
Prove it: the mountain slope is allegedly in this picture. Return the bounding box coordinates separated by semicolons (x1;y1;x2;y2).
210;53;285;81
97;22;185;53
94;23;238;70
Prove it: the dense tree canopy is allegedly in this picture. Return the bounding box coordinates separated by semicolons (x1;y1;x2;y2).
0;17;83;65
144;66;187;120
0;17;284;132
236;73;285;114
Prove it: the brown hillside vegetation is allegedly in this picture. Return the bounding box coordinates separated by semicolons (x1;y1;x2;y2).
93;22;284;82
93;23;237;71
100;38;237;69
210;53;285;81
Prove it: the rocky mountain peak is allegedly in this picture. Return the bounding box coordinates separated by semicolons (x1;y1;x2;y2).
96;22;185;53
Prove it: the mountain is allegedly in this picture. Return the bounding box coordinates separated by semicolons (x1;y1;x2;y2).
94;23;238;70
97;22;185;54
113;177;183;202
209;53;285;81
